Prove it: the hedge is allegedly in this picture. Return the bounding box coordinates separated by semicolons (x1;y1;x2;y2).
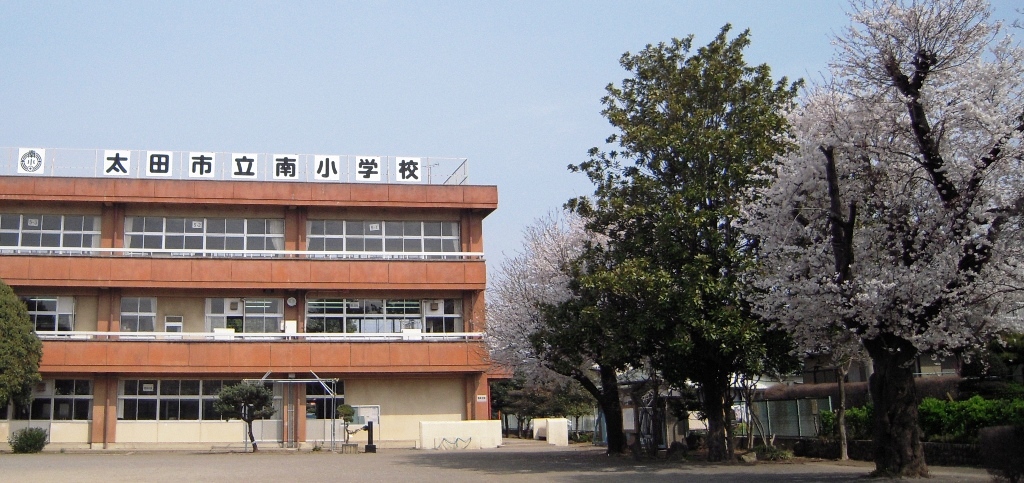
820;396;1024;443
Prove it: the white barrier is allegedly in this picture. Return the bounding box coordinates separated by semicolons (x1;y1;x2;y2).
418;420;502;450
531;418;568;446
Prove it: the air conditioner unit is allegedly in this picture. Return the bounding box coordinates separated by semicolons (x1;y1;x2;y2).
423;299;444;316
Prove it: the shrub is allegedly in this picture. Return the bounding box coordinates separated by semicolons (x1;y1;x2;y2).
754;444;793;461
570;431;593;443
918;396;1024;443
979;425;1024;483
9;427;48;453
819;409;836;438
818;405;873;441
685;431;705;451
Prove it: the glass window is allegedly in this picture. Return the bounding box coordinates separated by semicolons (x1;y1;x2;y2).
0;213;101;252
120;297;157;332
120;379;251;421
305;381;344;420
425;298;463;333
22;296;75;332
205;298;283;333
12;379;92;421
123;216;285;256
307;219;460;258
304;298;456;333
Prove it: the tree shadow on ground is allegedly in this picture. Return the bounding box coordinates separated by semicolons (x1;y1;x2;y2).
395;446;877;483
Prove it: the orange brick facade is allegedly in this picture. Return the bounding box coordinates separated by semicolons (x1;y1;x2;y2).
0;175;497;448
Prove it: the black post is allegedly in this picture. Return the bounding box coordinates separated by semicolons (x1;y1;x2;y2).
365;420;376;453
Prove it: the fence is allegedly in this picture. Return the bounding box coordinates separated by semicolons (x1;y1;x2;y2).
748;397;832;438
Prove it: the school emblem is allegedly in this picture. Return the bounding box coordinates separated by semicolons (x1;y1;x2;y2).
18;148;45;174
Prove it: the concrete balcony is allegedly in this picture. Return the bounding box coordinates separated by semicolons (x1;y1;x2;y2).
0;251;486;290
39;331;490;375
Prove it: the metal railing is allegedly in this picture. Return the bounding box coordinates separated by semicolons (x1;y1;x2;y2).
1;147;470;185
34;330;484;342
0;246;484;260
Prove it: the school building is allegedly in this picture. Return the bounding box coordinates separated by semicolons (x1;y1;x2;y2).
0;147;497;449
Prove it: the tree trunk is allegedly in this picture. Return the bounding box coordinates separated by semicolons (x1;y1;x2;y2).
700;374;733;462
865;336;927;477
246;420;258;452
837;365;848;460
597;364;627;454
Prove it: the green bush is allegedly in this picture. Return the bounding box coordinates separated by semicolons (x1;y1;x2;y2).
819;397;1024;444
754;444;793;461
9;427;48;453
918;396;1024;443
818;405;873;441
570;431;593;443
819;409;836;436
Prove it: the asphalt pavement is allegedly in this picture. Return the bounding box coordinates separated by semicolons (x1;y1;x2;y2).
0;439;992;482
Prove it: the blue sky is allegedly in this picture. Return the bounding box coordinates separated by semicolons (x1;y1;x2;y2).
1;1;1019;270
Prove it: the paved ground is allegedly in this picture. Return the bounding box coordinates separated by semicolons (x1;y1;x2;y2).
0;439;993;482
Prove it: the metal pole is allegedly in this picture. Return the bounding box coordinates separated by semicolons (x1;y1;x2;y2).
795;400;803;437
365;421;376;453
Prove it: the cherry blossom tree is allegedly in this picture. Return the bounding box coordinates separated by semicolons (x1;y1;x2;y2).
749;0;1024;476
486;212;588;374
485;212;635;452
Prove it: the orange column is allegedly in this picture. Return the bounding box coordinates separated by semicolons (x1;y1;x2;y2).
464;291;486;332
89;375;118;448
466;373;490;420
295;383;307;446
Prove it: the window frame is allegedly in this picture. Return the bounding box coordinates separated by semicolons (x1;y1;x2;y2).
206;298;284;333
124;216;285;255
22;295;76;332
118;379;249;421
10;379;93;421
120;297;157;332
0;213;101;253
306;219;460;257
305;298;463;333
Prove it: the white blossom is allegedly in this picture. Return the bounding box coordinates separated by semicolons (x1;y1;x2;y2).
748;0;1024;358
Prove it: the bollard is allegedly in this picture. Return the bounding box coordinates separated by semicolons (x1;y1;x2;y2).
364;421;376;453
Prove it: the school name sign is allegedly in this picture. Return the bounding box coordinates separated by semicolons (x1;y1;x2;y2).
11;147;437;183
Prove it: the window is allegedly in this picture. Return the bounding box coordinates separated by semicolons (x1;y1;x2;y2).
425;299;463;333
306;220;460;257
206;298;283;333
305;381;344;419
0;213;101;252
305;298;461;333
119;379;243;421
120;297;156;332
22;296;75;332
124;216;284;254
164;316;183;332
12;379;92;421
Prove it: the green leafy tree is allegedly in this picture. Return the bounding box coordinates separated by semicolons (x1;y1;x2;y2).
337;403;357;444
0;279;42;409
561;25;801;461
213;383;277;452
534;258;667;453
491;374;596;439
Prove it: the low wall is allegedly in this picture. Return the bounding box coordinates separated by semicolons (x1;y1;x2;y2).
419;420;501;450
531;418;568;446
779;438;981;467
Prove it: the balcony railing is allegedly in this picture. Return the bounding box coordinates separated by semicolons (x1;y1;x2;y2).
35;330;484;342
0;246;484;260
